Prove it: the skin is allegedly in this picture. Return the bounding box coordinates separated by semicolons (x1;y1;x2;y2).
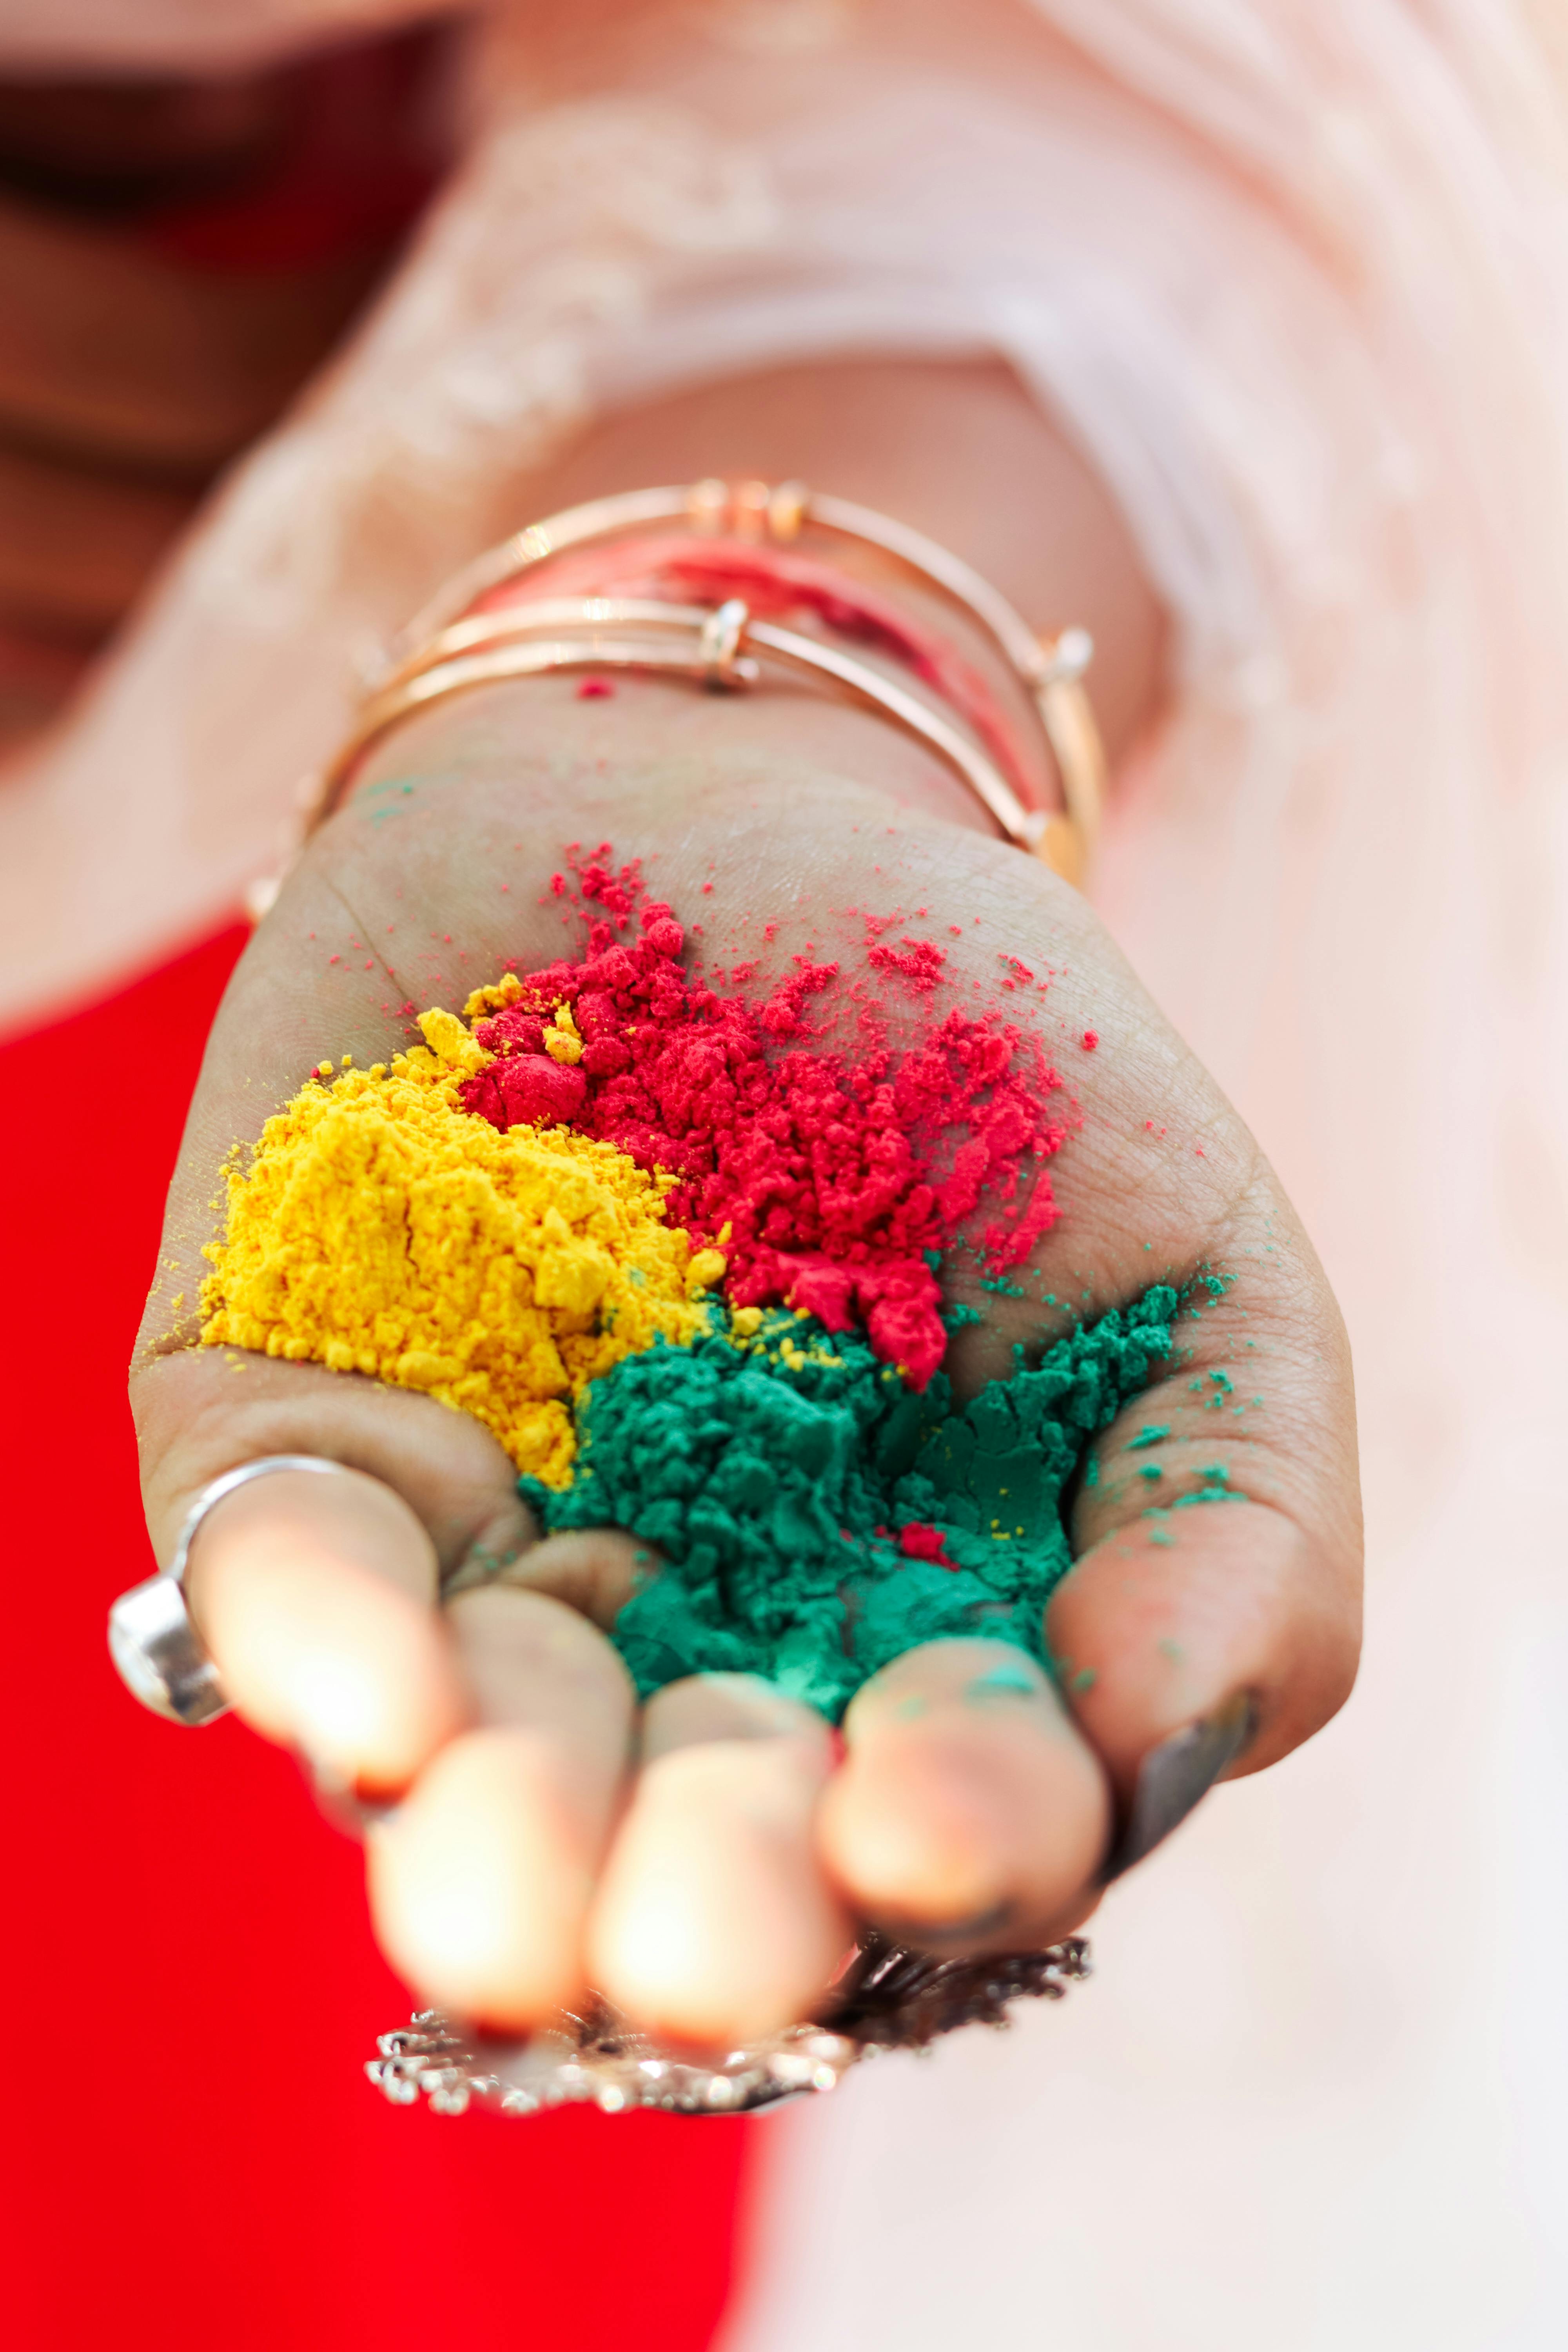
131;358;1362;2051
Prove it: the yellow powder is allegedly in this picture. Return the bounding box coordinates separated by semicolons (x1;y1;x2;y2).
544;1000;584;1065
199;1007;721;1486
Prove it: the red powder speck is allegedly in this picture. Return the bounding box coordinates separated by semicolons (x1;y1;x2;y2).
949;924;963;936
443;934;452;944
868;938;947;993
898;1522;957;1568
702;882;713;895
462;861;1067;1390
1081;1030;1099;1051
576;676;614;699
550;873;567;896
328;955;341;965
364;960;374;971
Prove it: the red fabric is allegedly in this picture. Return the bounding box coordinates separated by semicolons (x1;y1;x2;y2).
0;928;751;2352
136;27;456;276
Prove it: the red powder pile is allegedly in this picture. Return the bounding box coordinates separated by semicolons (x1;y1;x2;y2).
461;855;1067;1386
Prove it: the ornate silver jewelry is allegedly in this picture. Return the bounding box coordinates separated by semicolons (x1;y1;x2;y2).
367;1934;1092;2118
107;1454;352;1726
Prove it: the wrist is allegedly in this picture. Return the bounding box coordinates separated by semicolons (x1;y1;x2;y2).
309;477;1103;910
339;660;999;857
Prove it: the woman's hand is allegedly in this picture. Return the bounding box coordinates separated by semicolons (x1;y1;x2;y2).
129;649;1361;2051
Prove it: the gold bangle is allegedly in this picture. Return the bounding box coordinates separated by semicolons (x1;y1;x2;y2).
319;595;1051;854
304;480;1106;885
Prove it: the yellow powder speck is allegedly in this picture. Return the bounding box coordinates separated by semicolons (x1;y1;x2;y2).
464;971;523;1019
200;1019;718;1487
417;1006;486;1075
316;1061;332;1078
544;1000;583;1065
731;1306;764;1339
686;1247;728;1294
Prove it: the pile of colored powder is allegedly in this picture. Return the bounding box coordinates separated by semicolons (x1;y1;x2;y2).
199;1010;723;1487
526;1286;1178;1720
459;860;1066;1388
195;854;1164;1712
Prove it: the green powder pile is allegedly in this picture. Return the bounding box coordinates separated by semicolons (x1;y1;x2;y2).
520;1283;1177;1719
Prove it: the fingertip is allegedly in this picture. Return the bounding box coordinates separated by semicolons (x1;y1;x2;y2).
1047;1501;1357;1800
588;1685;849;2047
185;1465;466;1793
367;1725;593;2029
817;1640;1109;1949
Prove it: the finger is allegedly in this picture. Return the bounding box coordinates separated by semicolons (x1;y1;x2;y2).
816;1639;1109;1954
448;1525;650;1630
135;1351;538;1590
1048;1265;1362;1873
1049;1492;1356;1873
184;1463;467;1798
587;1674;851;2048
134;1348;541;1799
366;1587;635;2030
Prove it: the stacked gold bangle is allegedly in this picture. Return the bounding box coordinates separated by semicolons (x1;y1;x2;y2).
306;478;1106;885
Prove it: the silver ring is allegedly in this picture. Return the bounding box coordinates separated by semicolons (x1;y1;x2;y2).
107;1455;353;1727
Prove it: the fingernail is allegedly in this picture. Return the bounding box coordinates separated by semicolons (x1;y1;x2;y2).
871;1899;1016;1947
302;1751;399;1841
1100;1691;1257;1883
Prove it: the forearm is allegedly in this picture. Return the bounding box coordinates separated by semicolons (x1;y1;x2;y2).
480;356;1167;769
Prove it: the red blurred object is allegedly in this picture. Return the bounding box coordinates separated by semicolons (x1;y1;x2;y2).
139;24;460;274
0;927;750;2352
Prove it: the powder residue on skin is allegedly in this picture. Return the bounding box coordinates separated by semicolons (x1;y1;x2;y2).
460;855;1066;1388
525;1284;1178;1719
199;1010;721;1486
